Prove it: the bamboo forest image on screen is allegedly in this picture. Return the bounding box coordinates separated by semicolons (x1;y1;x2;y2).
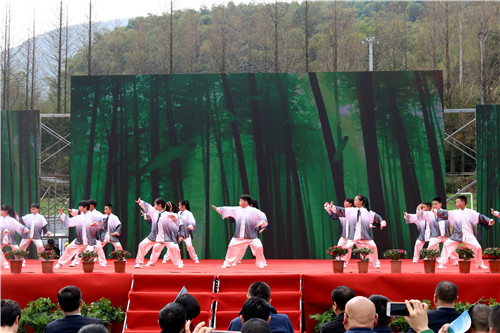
70;71;445;259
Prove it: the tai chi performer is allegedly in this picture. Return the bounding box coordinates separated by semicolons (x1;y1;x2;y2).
324;198;355;249
212;194;268;268
19;203;53;259
435;195;494;269
55;200;101;268
232;199;266;266
99;203;123;252
134;198;183;268
163;200;199;264
1;205;29;269
403;202;432;263
330;195;386;268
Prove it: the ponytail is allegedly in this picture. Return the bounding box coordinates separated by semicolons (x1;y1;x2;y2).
357;195;370;211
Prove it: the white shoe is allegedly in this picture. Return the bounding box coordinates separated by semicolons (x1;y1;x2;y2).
232;263;237;266
22;261;26;267
437;264;447;269
100;264;107;267
145;262;155;267
176;264;184;268
194;260;200;263
413;260;418;263
344;262;348;268
478;264;488;269
162;259;168;264
3;264;9;269
54;263;62;269
134;263;143;268
257;265;265;268
221;264;230;268
452;262;459;266
374;263;381;268
69;263;77;267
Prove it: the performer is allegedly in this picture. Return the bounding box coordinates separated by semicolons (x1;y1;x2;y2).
435;195;494;269
330;195;386;268
84;199;107;266
324;198;355;248
1;205;29;269
54;200;101;268
163;200;199;264
232;199;266;266
134;198;183;268
212;194;268;268
99;203;123;252
416;197;457;264
19;203;53;260
403;202;432;263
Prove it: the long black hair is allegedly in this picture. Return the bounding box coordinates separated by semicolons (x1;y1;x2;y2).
166;201;179;213
179;200;191;211
357;195;370;211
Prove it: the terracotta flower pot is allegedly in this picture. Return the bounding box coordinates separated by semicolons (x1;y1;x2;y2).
423;259;436;273
390;260;402;273
82;261;95;273
458;260;471;273
332;260;345;273
488;260;500;273
357;260;369;273
41;260;55;273
114;260;126;273
9;260;23;274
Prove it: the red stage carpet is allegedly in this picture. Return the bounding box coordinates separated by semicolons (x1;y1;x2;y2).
2;259;499;333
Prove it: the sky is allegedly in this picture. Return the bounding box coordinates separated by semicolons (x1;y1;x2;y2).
4;0;280;47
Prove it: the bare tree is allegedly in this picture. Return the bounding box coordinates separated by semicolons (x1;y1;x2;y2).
30;6;37;110
1;3;12;111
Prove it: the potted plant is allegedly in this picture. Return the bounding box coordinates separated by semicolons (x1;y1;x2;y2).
110;250;131;273
83;297;126;332
39;250;59;273
5;249;29;274
484;247;500;273
19;297;63;333
353;247;374;273
383;249;407;273
419;248;440;273
327;246;348;273
456;246;474;273
79;250;98;273
309;307;335;333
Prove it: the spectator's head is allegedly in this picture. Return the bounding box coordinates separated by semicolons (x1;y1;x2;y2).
1;299;21;332
174;294;200;321
456;195;467;209
369;295;391;327
57;285;82;314
343;296;378;330
331;286;355;315
248;282;271;303
489;305;500;333
158;303;187;333
78;324;108;333
434;281;458;307
239;194;252;208
47;239;55;247
241;318;272;333
468;304;491;333
239;297;270;323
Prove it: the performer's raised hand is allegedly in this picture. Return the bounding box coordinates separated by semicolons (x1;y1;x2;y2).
187;225;194;230
324;202;331;212
59;208;63;215
23;228;30;233
135;197;141;204
259;228;266;233
46;231;54;236
432;208;438;216
380;221;387;229
491;208;499;217
168;213;178;221
403;212;408;219
488;219;495;226
255;221;265;229
330;201;337;213
211;205;221;214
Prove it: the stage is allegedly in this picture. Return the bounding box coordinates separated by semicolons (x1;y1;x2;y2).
2;259;499;333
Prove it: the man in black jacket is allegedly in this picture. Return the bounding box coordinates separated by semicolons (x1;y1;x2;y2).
46;286;103;333
320;286;355;333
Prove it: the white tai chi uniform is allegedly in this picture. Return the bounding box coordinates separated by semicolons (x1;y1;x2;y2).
100;213;123;251
404;213;431;262
435;208;492;268
164;210;199;262
19;213;52;256
417;210;458;263
217;206;268;268
333;206;387;266
0;216;28;268
136;200;183;268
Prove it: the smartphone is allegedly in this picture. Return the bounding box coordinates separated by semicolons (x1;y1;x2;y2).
386;302;410;317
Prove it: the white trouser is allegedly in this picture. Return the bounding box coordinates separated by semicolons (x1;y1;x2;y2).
439;238;484;268
101;240;123;251
19;239;45;256
135;238;156;265
0;250;8;267
337;237;348;247
223;237;266;267
71;241;107;266
179;237;198;261
413;240;427;262
428;236;458;262
150;242;182;266
57;240;88;266
344;239;379;265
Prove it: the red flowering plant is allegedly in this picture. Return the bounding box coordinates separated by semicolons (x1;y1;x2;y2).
326;246;348;260
353;247;374;261
110;250;131;261
456;246;474;261
383;249;407;261
483;248;500;260
39;249;59;261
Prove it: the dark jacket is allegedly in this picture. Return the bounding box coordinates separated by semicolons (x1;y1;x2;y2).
320;312;345;333
227;305;294;333
46;314;103;333
408;307;460;333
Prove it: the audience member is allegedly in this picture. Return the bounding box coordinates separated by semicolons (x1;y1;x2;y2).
46;285;103;333
343;296;378;333
239;297;270;323
468;304;491;333
0;299;21;333
175;294;201;332
489;305;500;333
241;318;272;333
369;295;391;333
77;323;108;333
320;286;356;333
159;303;186;333
228;281;294;333
404;299;433;333
45;238;61;256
